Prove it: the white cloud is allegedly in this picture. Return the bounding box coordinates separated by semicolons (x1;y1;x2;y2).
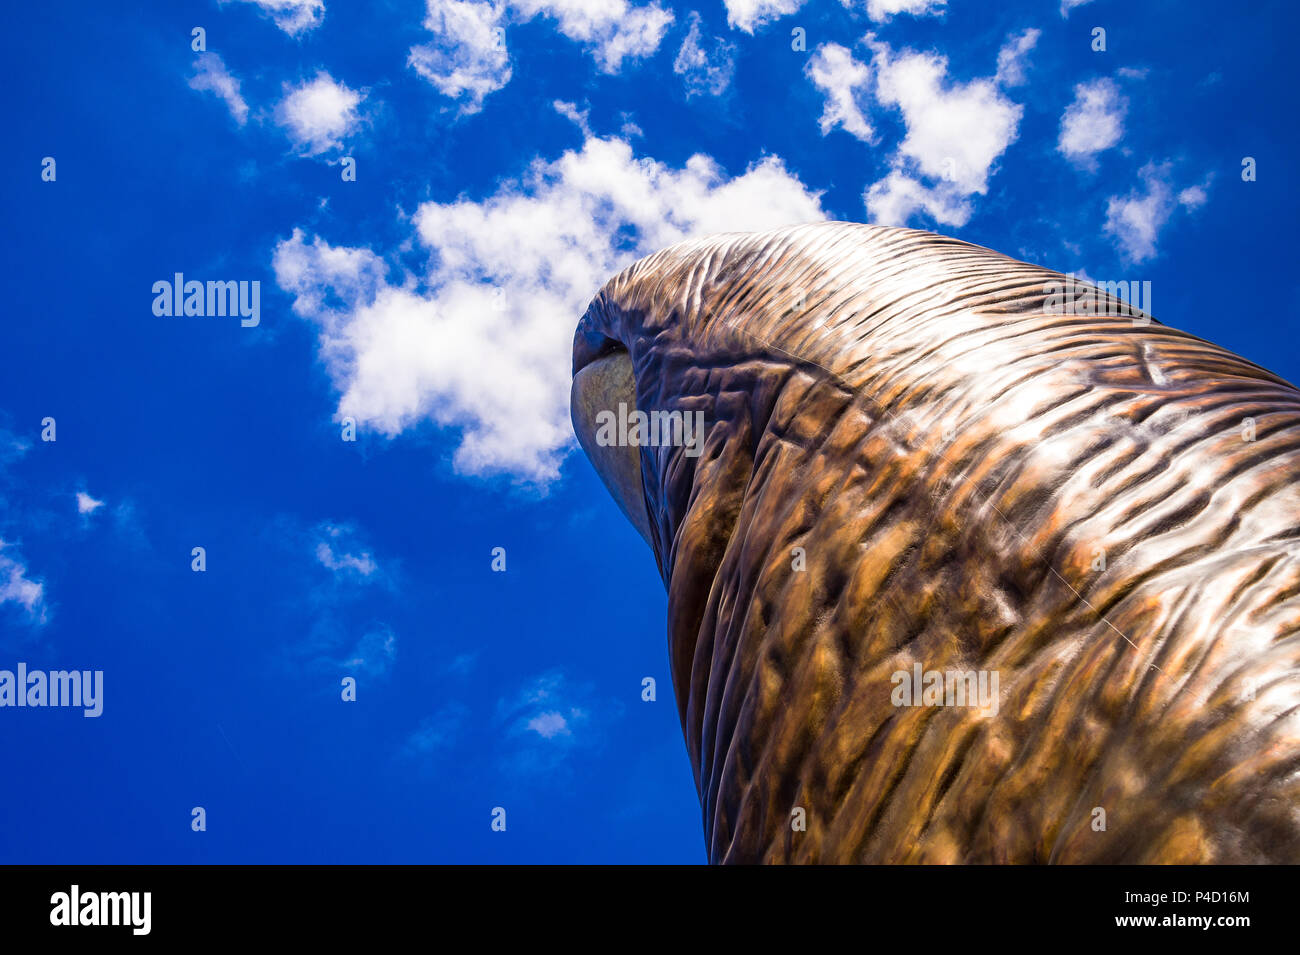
188;53;249;125
230;0;324;35
674;11;736;98
527;710;571;738
1058;77;1127;168
857;0;946;22
269;234;386;319
484;671;609;775
1178;184;1208;209
1060;0;1094;17
860;36;1024;227
0;540;46;625
275;72;364;155
500;672;589;752
514;0;674;72
723;0;804;34
315;524;377;577
994;28;1040;87
274;136;823;483
806;43;873;141
552;99;591;135
1104;162;1210;264
410;1;671;110
408;0;511;115
870;39;1022;194
866;170;971;228
75;492;104;515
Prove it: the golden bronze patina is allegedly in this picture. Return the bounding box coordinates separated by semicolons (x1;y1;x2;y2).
571;221;1300;864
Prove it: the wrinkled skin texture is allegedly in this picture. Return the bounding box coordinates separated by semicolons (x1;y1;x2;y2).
571;222;1300;864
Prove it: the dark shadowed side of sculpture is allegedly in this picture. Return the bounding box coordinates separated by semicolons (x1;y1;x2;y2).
570;221;1300;864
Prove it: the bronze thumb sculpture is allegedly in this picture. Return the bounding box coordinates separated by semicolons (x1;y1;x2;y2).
571;221;1300;864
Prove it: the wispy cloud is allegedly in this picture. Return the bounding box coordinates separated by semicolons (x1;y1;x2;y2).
405;703;471;755
228;0;325;36
1104;161;1211;264
500;673;585;735
315;523;378;577
75;491;104;515
402;668;608;772
447;652;478;677
673;11;736;98
0;433;45;630
552;99;592;135
0;432;29;465
0;539;47;627
409;0;673;112
494;670;613;773
340;626;397;677
994;28;1040;87
264;518;399;679
188;53;250;125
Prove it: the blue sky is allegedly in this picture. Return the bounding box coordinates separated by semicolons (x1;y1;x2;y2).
0;0;1295;863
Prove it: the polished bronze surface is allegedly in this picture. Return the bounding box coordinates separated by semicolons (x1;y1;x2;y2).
571;221;1300;864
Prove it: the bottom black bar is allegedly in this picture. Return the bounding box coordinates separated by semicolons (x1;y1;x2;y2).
0;864;1285;940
